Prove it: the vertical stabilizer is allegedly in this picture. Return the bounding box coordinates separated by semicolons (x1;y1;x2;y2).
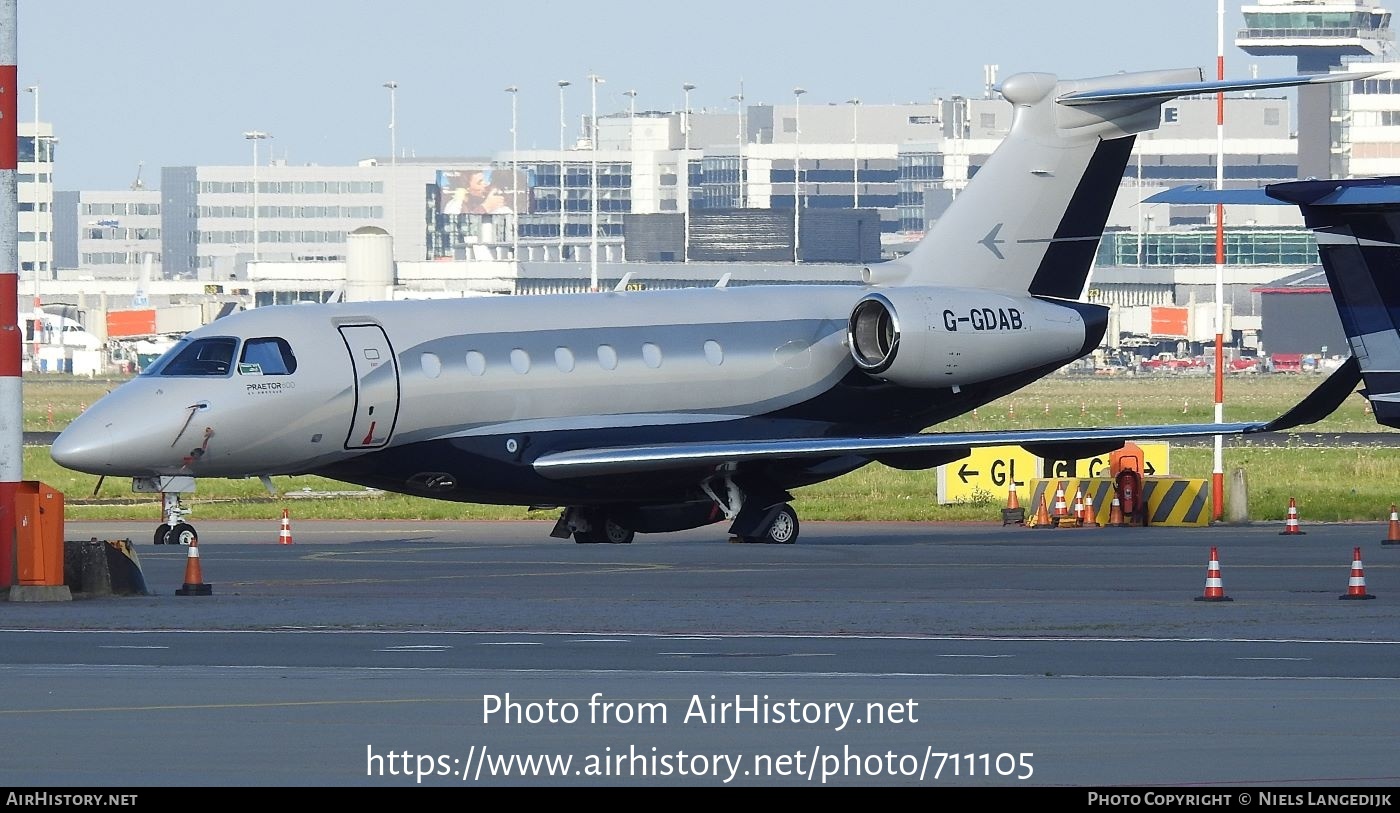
867;68;1201;294
868;68;1377;302
1268;177;1400;428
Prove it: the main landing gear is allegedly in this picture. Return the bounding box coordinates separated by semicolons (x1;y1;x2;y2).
550;472;801;545
702;471;799;545
552;507;636;545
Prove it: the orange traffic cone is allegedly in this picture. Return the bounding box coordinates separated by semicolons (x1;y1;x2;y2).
1033;495;1053;529
1081;492;1097;527
1108;496;1126;527
1384;504;1400;546
1052;486;1069;521
1340;547;1376;600
1279;497;1306;535
174;534;212;596
1001;481;1025;526
1194;546;1232;602
278;508;294;545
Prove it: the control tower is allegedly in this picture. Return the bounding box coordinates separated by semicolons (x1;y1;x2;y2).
1237;0;1393;178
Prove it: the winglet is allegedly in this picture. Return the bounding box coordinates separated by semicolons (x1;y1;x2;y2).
1262;356;1361;433
613;272;634;292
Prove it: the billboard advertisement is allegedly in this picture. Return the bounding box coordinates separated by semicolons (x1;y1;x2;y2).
437;168;534;216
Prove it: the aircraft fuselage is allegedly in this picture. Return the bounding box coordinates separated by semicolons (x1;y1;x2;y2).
53;284;1101;509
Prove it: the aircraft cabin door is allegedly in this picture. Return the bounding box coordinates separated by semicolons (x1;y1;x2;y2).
339;324;400;450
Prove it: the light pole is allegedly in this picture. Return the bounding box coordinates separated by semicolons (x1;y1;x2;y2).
682;82;695;263
557;79;570;262
1213;0;1226;521
383;81;397;258
731;86;745;208
24;84;39;291
589;72;604;291
793;86;806;264
243;130;271;266
23;83;39;365
624;88;637;151
505;85;519;262
847;98;861;209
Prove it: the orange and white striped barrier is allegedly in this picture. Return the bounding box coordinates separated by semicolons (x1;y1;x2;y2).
1193;546;1232;602
1340;547;1376;600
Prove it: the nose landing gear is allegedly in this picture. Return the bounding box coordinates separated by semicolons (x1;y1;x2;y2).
136;477;200;547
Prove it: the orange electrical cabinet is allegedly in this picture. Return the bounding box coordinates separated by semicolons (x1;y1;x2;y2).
15;481;64;586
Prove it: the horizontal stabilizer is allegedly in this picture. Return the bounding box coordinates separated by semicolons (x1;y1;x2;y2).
1266;176;1400;206
1150;178;1400;206
1057;71;1381;106
1145;186;1280;205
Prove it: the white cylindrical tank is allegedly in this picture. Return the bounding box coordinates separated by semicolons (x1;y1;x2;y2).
345;226;395;301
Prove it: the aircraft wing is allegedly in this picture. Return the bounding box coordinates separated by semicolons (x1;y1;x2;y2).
534;357;1361;479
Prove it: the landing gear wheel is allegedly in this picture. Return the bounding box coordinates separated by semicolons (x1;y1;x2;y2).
572;513;634;544
169;523;198;547
765;505;798;544
154;523;171;546
601;518;635;545
740;504;798;544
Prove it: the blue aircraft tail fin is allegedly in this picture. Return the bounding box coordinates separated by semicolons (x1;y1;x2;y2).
1268;177;1400;428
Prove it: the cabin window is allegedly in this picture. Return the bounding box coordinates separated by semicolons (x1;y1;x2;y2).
642;342;662;369
159;337;238;377
510;348;531;374
238;337;297;375
704;340;724;366
466;350;486;376
597;344;618;371
420;352;442;379
554;347;575;372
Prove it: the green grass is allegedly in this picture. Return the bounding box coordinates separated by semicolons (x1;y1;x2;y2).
21;371;1400;524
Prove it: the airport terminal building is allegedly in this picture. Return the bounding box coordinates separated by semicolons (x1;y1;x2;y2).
28;5;1400;365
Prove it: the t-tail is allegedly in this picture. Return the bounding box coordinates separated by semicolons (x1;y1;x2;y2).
1267;177;1400;429
870;68;1377;301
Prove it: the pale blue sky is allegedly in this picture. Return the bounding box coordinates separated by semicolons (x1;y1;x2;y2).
18;1;1295;191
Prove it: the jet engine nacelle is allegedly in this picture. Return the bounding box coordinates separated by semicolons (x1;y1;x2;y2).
847;287;1089;387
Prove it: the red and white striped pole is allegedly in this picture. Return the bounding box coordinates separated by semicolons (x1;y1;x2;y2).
1212;0;1226;522
0;0;20;589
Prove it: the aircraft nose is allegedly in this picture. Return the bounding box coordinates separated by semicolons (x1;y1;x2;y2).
50;416;113;473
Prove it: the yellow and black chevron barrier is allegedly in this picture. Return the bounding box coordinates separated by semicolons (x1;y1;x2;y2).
1025;477;1211;527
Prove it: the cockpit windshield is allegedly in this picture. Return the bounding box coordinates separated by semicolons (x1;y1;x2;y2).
152;337;238;377
238;337;297;375
139;335;299;378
